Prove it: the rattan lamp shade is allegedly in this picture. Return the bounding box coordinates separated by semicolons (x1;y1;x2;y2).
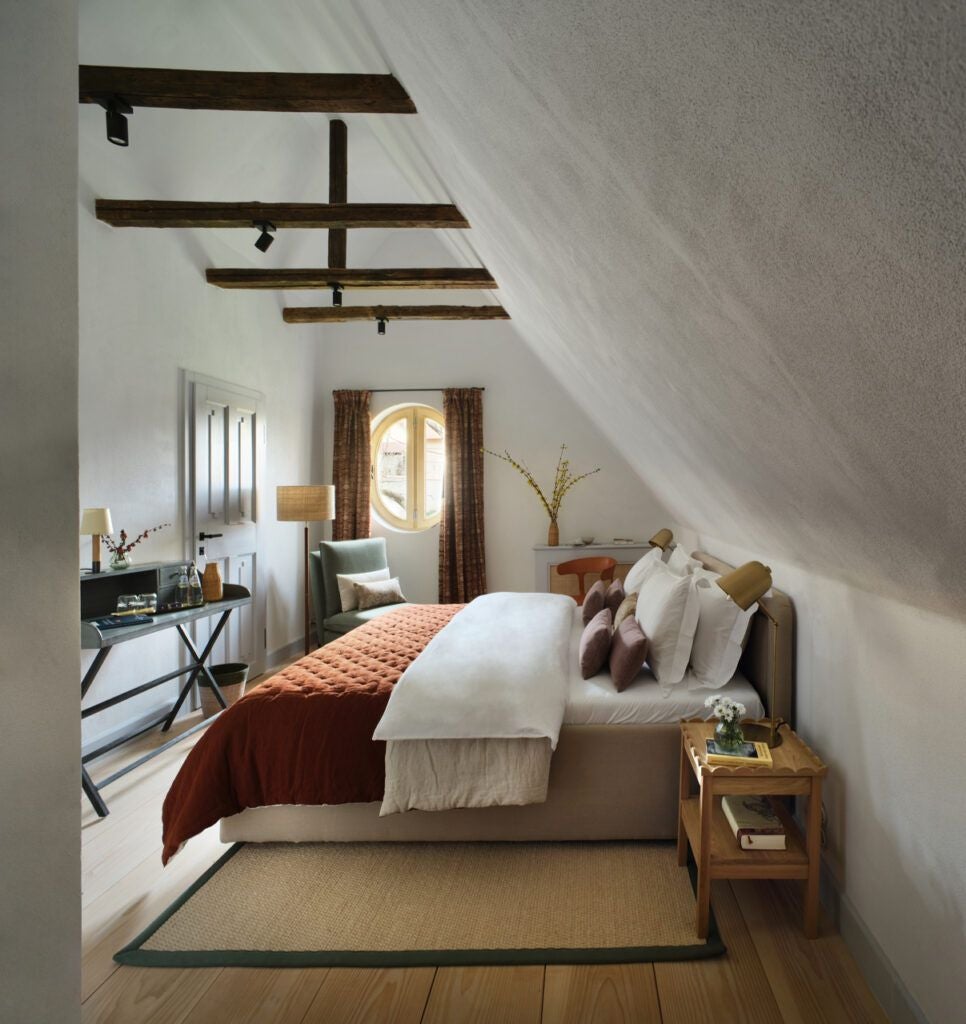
276;485;335;523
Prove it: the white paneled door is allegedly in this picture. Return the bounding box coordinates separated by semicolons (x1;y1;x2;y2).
184;372;266;678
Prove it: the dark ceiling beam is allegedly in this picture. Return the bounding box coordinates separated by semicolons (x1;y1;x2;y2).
79;65;416;114
328;120;348;268
206;268;499;290
95;200;469;229
282;305;510;324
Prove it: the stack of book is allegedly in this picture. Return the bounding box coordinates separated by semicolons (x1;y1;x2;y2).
704;738;773;767
722;795;786;850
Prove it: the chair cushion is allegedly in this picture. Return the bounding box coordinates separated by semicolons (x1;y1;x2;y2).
323;603;411;635
320;538;389;619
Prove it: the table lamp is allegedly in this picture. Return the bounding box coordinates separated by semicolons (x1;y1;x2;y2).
716;560;783;748
80;507;113;574
276;485;336;655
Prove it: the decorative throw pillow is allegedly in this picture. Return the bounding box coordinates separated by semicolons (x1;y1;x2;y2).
352;577;406;611
634;561;700;688
667;544;702;576
689;575;757;688
604;579;625;616
582;579;607;624
609;615;649;692
623;545;663;594
613;591;638;630
579;608;613;679
337;567;391;612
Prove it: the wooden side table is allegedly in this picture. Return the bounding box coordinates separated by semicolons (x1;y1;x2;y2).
677;720;828;939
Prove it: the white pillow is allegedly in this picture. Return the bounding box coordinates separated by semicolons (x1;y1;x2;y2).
635;562;701;688
623;545;664;594
336;567;391;612
666;544;702;576
689;576;756;688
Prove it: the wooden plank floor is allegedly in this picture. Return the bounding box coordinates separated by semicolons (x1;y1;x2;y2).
81;719;889;1024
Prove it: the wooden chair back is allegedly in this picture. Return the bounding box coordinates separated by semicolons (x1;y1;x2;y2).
555;556;618;604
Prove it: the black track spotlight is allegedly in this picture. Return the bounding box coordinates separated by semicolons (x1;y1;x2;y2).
332;284;343;307
101;96;133;147
253;222;276;252
377;317;387;336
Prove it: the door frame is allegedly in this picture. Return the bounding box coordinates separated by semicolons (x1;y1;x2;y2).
181;369;267;676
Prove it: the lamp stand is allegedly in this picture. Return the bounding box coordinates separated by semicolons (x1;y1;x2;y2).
302;523;311;656
741;603;784;748
91;533;101;574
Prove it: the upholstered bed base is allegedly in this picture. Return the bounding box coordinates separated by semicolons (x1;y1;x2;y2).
220;723;682;843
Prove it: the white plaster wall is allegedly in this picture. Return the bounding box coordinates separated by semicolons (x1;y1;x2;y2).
316;235;669;601
0;1;81;1020
78;143;323;747
674;526;966;1024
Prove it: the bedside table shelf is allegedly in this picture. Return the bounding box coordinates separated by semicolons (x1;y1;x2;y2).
679;796;808;879
677;720;827;939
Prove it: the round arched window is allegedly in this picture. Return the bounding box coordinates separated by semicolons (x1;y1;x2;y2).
370;404;445;531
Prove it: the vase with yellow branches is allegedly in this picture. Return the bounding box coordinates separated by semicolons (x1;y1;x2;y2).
483;444;600;546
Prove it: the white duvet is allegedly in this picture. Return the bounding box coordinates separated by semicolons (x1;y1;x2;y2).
373;591;574;815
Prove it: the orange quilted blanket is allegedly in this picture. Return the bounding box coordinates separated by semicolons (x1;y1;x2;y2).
161;603;462;863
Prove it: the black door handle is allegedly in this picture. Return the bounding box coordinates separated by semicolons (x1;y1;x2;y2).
199;532;224;541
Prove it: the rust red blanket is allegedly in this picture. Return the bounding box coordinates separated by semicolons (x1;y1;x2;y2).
161;603;461;863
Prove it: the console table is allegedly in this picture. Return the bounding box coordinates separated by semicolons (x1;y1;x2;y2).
80;562;251;816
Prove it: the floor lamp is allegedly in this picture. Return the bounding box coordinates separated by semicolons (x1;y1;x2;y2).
276;485;336;656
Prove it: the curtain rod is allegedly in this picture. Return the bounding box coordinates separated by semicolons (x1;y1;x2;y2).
364;387;485;394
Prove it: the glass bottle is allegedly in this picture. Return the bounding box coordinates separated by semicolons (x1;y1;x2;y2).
176;565;190;607
188;562;204;607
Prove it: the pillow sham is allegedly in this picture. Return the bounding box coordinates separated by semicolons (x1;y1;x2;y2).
609;615;649;692
623;545;663;594
634;561;700;688
582;579;607;624
579;608;613;679
689;576;756;688
352;577;406;612
604;578;625;616
337;567;391;612
667;544;702;576
613;591;638;630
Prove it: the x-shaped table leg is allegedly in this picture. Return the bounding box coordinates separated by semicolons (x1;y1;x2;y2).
161;611;233;732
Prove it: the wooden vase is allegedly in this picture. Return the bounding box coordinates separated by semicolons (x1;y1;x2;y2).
547;521;560;546
201;562;224;602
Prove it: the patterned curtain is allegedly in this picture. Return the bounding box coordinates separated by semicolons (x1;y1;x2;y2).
439;388;487;603
332;390;372;540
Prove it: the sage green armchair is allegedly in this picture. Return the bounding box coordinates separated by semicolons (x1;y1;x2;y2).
309;537;409;645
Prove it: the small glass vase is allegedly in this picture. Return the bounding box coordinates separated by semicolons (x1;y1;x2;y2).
110;552;132;571
714;718;744;752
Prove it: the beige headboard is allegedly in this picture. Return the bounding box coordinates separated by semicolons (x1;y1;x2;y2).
692;551;795;728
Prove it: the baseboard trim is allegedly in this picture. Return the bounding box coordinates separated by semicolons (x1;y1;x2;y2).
264;635;310;671
820;866;929;1024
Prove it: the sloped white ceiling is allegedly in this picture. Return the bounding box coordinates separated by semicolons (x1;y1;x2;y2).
81;0;965;617
355;0;966;618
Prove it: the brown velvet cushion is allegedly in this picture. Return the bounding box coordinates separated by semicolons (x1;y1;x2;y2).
609;616;649;692
582;579;607;624
605;579;625;615
579;608;613;679
353;577;407;611
613;591;638;630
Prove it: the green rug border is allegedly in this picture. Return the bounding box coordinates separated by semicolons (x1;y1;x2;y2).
115;842;725;967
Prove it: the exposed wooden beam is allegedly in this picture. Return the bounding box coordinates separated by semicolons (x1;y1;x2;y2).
328;120;348;268
95;201;469;230
79;65;416;114
205;268;499;290
282;305;510;324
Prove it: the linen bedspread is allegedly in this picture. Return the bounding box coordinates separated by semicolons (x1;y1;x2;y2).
161;603;461;863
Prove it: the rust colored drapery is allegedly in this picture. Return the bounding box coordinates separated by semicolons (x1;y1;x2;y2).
332;390;372;540
439;387;487;602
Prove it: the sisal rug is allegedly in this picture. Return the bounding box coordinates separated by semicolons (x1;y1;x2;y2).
117;841;723;967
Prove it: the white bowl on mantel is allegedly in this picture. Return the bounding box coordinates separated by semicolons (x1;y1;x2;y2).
580;536;595;545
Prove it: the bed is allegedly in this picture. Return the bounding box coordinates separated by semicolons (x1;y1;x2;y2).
162;550;793;859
